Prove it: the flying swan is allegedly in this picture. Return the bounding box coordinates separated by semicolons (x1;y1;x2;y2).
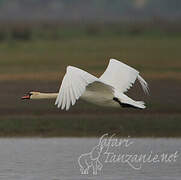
22;59;149;110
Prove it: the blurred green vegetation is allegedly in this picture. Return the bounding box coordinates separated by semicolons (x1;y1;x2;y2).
0;24;181;76
0;23;181;41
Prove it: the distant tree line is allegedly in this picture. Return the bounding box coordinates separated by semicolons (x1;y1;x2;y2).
0;21;181;41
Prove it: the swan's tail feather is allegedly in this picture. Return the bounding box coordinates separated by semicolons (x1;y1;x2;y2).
137;75;149;95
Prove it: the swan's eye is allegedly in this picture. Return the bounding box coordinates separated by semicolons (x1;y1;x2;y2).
28;92;34;97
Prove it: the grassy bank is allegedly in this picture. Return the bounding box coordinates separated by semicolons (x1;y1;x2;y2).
0;114;181;137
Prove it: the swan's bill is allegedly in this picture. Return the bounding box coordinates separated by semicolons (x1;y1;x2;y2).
21;92;32;100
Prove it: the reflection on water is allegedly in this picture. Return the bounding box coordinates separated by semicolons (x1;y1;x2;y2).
0;137;180;180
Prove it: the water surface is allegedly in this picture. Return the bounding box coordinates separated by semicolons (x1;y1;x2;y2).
0;138;180;180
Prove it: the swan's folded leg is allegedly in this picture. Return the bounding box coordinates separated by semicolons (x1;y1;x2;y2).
113;97;144;109
114;92;146;109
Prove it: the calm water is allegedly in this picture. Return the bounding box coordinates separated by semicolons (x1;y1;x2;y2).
0;137;180;180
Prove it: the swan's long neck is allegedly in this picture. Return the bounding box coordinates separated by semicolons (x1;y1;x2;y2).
31;93;58;100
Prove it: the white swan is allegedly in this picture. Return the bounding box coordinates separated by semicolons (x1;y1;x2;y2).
22;59;149;110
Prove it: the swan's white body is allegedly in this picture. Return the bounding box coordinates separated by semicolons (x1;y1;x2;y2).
54;59;149;110
22;59;149;110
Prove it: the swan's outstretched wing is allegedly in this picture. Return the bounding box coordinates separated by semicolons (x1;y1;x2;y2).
55;66;98;110
99;59;149;94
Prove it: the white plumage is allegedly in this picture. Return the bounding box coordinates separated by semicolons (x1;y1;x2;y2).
55;59;149;111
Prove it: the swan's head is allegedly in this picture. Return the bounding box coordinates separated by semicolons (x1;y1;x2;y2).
21;91;40;100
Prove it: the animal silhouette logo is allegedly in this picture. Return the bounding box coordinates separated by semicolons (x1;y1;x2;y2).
78;134;108;175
